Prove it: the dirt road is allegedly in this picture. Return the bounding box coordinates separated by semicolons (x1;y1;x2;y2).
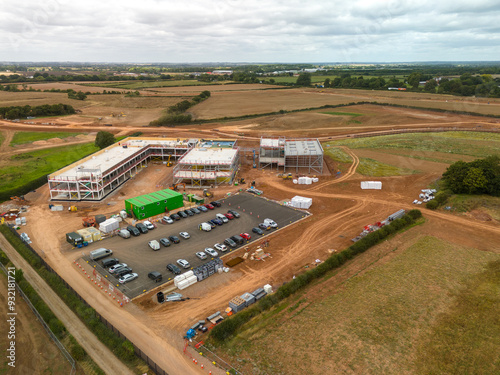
0;234;135;375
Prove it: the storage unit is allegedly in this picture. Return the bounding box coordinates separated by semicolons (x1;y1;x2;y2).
388;209;406;221
240;292;256;307
251;288;267;300
125;189;184;220
99;218;119;233
51;205;64;211
95;214;106;224
66;232;83;246
263;284;273;294
361;181;382;190
229;296;246;313
76;228;93;243
86;227;102;241
290;196;312;209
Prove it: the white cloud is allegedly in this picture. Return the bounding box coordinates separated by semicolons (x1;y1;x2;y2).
0;0;499;62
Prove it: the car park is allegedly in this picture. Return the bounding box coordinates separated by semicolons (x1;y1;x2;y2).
196;251;207;260
166;263;181;275
184;209;194;216
216;213;229;223
228;209;240;218
214;243;227;252
102;258;119;268
198;205;208;212
210;201;222;207
160;238;171;247
252;227;264;235
210;218;223;226
204;247;218;257
258;222;271;231
119;272;138;284
118;229;131;239
204;203;215;210
114;267;133;277
148;271;162;282
179;232;190;239
135;223;148;234
191;207;201;214
178;211;188;218
224;213;234;220
177;259;190;269
240;233;251;240
264;218;278;228
109;263;128;273
148;240;160;251
126;225;140;236
170;213;181;221
143;220;155;230
163;216;174;224
224;238;237;248
168;235;180;244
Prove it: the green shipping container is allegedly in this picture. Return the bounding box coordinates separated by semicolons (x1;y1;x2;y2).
124;189;184;219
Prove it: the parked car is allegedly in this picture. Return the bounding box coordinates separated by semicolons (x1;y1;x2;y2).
204;203;215;210
160;238;171;247
210;218;223;226
230;235;244;245
102;258;119;268
204;247;218;257
224;213;234;220
135;223;148;234
228;209;240;218
216;213;229;223
240;233;251;240
258;223;271;231
118;229;131;239
148;240;160;251
252;227;264;235
184;209;194;216
109;263;128;273
198;205;208;212
119;273;138;284
177;259;190;269
198;326;208;333
224;238;237;248
179;231;190;239
163;216;174;224
210;201;222;207
168;235;180;244
191;207;201;214
263;218;278;228
126;225;140;236
166;263;181;275
214;243;227;252
148;271;162;282
178;211;188;218
196;251;207;260
199;222;212;232
114;267;133;277
206;221;216;228
170;213;181;221
143;220;155;230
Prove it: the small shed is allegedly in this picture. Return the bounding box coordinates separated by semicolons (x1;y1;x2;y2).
361;181;382;190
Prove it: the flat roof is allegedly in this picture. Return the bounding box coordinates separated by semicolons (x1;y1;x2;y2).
126;189;182;206
179;148;238;165
260;138;285;148
285;139;323;156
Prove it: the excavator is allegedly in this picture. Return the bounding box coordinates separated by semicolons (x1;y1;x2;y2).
171;183;186;191
203;189;213;198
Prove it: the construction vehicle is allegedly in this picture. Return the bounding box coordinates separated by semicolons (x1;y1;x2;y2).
10;196;28;203
165;154;173;167
282;173;293;180
171;183;186;192
82;217;96;228
238;178;246;184
203;189;213;198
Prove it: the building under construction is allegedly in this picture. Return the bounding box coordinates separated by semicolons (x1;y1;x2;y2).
48;137;237;201
259;137;323;174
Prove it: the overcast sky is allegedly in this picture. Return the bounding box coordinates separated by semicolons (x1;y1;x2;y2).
1;0;499;63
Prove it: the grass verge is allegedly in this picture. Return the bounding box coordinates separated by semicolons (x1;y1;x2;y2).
10;131;84;146
357;157;419;176
320;111;363;117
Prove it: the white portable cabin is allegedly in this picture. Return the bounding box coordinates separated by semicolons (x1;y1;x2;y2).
361;181;382;190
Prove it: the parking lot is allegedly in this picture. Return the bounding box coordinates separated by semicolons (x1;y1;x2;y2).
82;192;309;298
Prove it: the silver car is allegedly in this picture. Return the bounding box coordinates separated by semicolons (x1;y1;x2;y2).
196;251;207;260
109;263;127;273
163;216;174;224
177;259;190;269
179;232;190;239
204;247;218;257
119;273;138;284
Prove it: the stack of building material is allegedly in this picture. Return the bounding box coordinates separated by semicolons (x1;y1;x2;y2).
312;177;319;183
76;229;93;243
51;205;64;211
194;258;223;281
304;177;312;185
240;292;256;307
229;296;246;313
251;288;267;300
292;179;298;184
263;284;273;294
290;196;312;209
388;209;405;221
86;227;102;241
99;218;119;233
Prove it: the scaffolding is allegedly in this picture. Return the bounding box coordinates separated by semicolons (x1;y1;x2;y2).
258;137;323;174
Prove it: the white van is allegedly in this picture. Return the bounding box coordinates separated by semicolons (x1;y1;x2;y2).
216;213;229;223
148;240;160;251
263;218;278;228
90;248;113;260
199;222;212;232
118;229;130;239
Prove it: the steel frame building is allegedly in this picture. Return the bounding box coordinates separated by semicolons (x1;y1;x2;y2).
258;137;323;174
48;137;237;201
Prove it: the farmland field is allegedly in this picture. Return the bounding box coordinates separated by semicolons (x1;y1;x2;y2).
82;79;225;90
10;131;85;146
214;236;500;375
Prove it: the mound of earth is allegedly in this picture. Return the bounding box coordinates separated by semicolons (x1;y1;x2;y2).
470;209;492;221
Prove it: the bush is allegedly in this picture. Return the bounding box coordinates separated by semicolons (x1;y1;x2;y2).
426;200;439;210
70;343;87;361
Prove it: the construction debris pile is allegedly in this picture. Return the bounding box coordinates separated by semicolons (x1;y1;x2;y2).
351;209;406;242
412;189;436;205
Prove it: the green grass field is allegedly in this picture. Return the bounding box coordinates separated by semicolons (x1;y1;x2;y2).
320;111;363;117
357;157;418;176
447;194;500;220
10;131;84;146
215;236;500;375
0;132;4;147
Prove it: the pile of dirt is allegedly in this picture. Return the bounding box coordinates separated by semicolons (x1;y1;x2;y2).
470;209;492;222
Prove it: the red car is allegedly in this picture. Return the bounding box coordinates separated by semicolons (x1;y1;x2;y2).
240;233;251;240
224;213;234;220
204;203;215;210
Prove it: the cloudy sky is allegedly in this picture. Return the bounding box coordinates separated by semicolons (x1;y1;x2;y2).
1;0;499;63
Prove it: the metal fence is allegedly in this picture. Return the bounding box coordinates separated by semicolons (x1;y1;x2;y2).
0;261;76;375
4;226;169;375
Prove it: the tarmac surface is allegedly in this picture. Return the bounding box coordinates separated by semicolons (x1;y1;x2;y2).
82;192;309;298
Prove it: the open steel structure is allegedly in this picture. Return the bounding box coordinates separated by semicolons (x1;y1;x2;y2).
48;137;237;201
258;137;323;174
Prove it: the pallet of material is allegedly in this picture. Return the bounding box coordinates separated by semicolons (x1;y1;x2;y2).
226;257;244;267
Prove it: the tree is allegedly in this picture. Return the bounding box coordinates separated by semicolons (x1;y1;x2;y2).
296;73;311;86
407;72;421;89
95;131;115;149
463;167;488;194
424;79;437;92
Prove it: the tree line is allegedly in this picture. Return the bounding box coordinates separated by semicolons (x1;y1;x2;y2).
149;91;211;126
0;104;76;119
